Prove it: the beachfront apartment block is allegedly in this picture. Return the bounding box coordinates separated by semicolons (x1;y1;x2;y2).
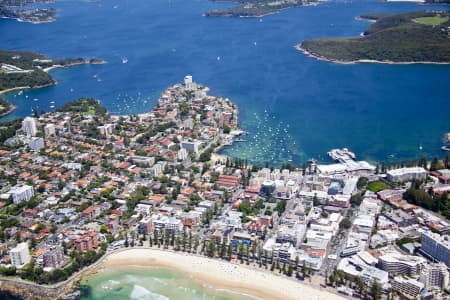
22;117;37;137
9;184;34;204
386;167;427;182
378;252;426;276
148;214;183;233
337;255;389;286
421;232;450;268
10;242;31;267
392;276;424;299
276;223;306;248
74;232;98;252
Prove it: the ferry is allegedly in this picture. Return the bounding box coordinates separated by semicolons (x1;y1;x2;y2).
327;148;356;162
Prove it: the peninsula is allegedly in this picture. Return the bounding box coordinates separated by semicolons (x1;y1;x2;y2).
297;11;450;64
0;49;105;94
205;0;317;18
0;0;56;23
0;98;15;117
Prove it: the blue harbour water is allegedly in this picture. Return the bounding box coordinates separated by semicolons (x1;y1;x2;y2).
1;0;449;166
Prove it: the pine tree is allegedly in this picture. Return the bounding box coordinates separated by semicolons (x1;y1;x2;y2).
301;261;307;279
370;280;382;300
208;241;216;257
287;262;293;277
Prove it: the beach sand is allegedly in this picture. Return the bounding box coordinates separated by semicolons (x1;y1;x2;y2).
99;248;345;300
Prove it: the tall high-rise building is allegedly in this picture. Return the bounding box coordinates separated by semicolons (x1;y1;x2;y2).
10;242;31;267
421;232;450;268
184;75;195;91
420;263;449;290
22;117;37;137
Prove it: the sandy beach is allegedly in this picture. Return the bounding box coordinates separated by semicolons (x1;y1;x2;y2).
0;86;29;96
99;248;346;300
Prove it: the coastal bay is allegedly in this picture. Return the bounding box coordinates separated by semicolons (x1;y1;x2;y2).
80;248;345;300
0;49;105;95
1;0;450;165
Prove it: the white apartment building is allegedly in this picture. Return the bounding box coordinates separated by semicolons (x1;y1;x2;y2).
149;163;162;177
22;117;37;137
178;148;188;161
184;75;195;91
386;167;427;182
181;141;200;153
97;124;113;137
44;123;56;136
379;252;426;276
392;276;424;298
9;185;34;204
420;263;449;290
10;242;31;267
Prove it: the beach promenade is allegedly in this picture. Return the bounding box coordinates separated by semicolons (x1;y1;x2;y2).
96;247;346;300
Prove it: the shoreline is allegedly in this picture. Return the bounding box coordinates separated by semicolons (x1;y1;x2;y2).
0;60;106;98
93;248;346;300
43;60;107;73
295;44;450;65
0;247;347;300
206;3;317;18
0;86;29;96
0;104;17;117
0;83;54;97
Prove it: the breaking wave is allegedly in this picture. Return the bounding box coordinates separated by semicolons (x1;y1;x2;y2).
130;285;170;300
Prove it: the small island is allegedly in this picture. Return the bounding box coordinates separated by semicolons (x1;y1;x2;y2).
0;0;56;23
297;11;450;64
205;0;316;18
0;49;106;94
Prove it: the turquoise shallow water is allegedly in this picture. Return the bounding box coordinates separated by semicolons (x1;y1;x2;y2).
1;0;450;165
79;267;255;300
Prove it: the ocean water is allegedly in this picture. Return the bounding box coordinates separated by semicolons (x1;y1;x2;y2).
1;0;449;165
79;266;255;300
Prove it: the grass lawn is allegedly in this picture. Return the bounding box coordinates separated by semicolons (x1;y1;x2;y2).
414;16;449;26
367;180;390;193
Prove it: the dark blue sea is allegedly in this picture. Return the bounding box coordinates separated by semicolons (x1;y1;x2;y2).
1;0;449;165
